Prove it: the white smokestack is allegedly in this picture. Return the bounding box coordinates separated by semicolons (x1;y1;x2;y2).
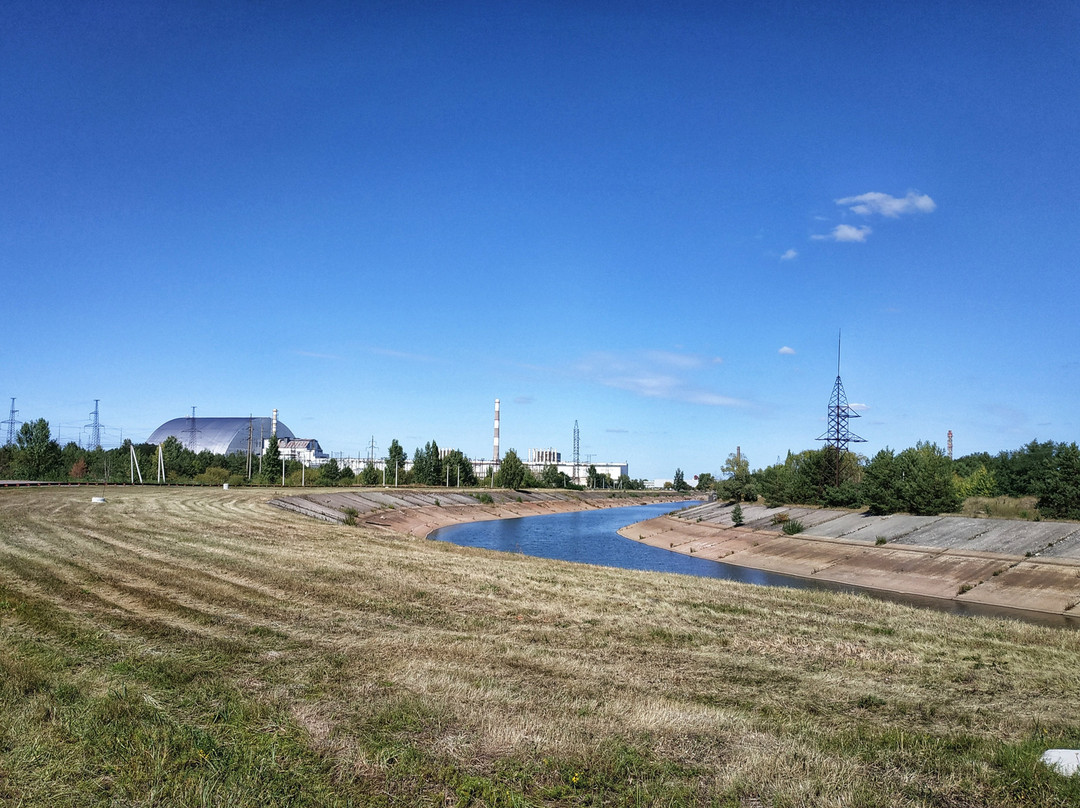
492;398;500;463
272;408;278;437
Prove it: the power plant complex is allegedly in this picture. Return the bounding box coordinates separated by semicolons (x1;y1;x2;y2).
145;399;629;486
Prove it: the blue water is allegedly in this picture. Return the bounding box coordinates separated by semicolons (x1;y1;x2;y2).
432;501;818;588
431;500;1079;628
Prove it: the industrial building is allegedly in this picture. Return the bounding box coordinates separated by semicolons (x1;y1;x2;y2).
146;415;293;455
145;410;327;464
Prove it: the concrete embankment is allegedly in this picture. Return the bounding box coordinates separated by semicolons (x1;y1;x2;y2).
271;488;693;538
620;502;1080;619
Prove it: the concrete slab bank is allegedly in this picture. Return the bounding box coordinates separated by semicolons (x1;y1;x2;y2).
619;512;1080;618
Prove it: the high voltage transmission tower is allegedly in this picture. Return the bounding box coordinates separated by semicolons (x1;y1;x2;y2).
184;406;200;452
85;399;103;450
816;332;865;487
3;398;20;446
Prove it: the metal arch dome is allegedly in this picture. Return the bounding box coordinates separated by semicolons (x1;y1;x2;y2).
145;417;295;455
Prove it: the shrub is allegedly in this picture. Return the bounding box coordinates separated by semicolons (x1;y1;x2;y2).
875;536;887;546
771;512;790;525
731;504;744;527
781;519;805;535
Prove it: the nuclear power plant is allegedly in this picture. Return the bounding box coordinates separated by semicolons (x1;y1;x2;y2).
146;399;629;485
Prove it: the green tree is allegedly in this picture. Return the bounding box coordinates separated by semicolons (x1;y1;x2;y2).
997;440;1056;497
721;452;749;479
442;449;475;487
731;503;744;526
339;465;355;484
863;448;902;515
386;439;407;483
897;442;960;515
956;464;997;499
497;449;526;490
262;434;281;481
14;419;61;480
673;468;689;492
695;472;716;492
587;464;599;489
411;447;428;484
319;457;341;486
412;440;443;486
1037;442;1080;520
360;462;380;486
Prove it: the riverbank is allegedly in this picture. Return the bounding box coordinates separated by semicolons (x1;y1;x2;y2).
620;502;1080;619
270;488;694;537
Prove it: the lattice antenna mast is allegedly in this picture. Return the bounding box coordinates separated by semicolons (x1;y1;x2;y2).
815;332;865;486
3;398;20;446
86;400;103;450
184;406;200;452
573;420;580;485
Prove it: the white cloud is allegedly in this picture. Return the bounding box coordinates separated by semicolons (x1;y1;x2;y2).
836;191;936;218
780;248;798;261
812;224;872;243
576;351;748;408
849;402;869;411
779;346;796;355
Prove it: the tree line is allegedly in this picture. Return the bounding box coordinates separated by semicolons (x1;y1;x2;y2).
690;438;1080;520
0;420;648;491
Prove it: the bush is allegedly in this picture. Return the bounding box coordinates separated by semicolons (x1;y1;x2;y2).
194;466;229;486
771;512;790;525
782;519;805;535
731;504;744;527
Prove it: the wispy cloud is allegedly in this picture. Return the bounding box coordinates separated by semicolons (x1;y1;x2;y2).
291;349;342;360
813;224;872;243
779;346;796;355
780;248;798;261
837;190;936;218
849;402;869;411
576;350;747;407
368;346;435;362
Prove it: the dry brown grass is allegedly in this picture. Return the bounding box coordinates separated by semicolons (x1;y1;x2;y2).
2;486;1080;806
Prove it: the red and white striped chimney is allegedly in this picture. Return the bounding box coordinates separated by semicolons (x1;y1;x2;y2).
492;398;500;463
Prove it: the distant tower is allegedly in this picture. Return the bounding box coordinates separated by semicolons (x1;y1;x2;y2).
573;420;580;484
271;408;278;437
3;398;19;446
947;430;953;460
184;406;200;452
816;332;865;487
86;400;102;450
492;399;500;463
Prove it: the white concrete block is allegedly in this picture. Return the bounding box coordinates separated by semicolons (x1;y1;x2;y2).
1040;749;1080;776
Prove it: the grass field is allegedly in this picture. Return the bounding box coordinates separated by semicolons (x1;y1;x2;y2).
1;486;1079;807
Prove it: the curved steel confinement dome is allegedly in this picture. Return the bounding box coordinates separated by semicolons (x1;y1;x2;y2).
145;417;295;455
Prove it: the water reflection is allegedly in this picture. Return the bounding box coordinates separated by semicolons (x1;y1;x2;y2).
430;500;1079;629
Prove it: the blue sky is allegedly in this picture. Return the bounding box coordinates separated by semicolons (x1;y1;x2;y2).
3;1;1078;480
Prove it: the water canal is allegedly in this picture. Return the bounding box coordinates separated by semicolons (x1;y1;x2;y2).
430;500;1078;629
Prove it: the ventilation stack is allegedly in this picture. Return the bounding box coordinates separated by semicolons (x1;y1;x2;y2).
272;408;278;437
492;399;500;463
